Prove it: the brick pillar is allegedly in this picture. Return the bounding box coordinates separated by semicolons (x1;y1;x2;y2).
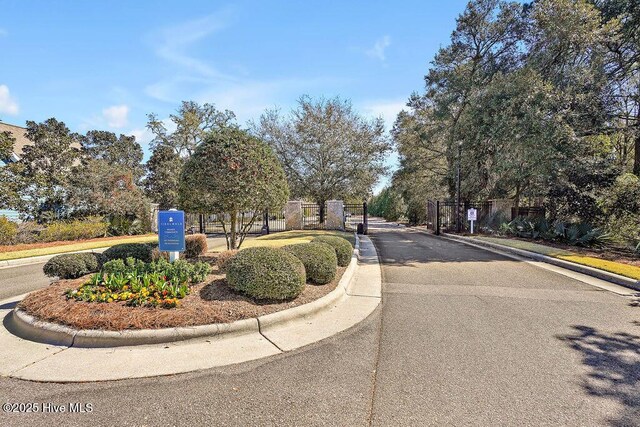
285;201;303;230
325;200;344;230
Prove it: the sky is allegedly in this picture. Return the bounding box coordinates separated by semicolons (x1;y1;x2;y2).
0;0;470;191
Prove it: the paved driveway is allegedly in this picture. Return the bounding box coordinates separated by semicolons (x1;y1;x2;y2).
1;225;639;426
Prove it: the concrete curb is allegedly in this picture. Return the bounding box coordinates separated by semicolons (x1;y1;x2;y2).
6;234;363;348
440;233;640;292
0;233;381;382
0;248;110;269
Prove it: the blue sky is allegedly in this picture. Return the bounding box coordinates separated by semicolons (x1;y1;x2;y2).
0;0;470;189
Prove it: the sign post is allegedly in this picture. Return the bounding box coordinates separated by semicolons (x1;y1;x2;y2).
467;208;477;234
158;209;185;262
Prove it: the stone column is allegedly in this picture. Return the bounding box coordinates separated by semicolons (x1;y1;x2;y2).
285;201;303;230
325;200;344;230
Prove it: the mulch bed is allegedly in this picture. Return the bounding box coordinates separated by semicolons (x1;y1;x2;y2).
18;262;345;331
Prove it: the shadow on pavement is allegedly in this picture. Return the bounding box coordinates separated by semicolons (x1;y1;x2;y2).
0;300;18;310
557;325;640;427
368;227;512;266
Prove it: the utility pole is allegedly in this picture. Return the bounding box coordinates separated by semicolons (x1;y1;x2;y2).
456;141;462;233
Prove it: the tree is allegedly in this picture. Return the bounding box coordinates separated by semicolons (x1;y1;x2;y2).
147;101;236;157
0;128;14;161
178;127;289;249
369;187;406;222
2;118;80;220
255;96;390;221
82;130;144;179
144;145;183;210
67;159;150;222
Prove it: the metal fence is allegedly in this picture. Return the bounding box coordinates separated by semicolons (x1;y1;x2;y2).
302;203;325;229
344;203;368;233
153;208;285;235
427;201;492;234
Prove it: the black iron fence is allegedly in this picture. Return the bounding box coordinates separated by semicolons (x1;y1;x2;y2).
427;200;546;235
427;201;492;234
153;208;285;235
344;203;368;233
152;202;368;235
302;203;324;229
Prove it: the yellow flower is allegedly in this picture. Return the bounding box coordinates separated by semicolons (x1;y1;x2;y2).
107;298;113;303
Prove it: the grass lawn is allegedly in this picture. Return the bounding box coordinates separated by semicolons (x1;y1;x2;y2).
0;235;158;261
472;236;640;280
209;230;356;252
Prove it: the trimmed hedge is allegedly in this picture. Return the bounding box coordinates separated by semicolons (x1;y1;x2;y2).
226;247;305;300
102;243;155;263
184;234;208;258
311;236;353;267
282;242;337;284
43;252;105;279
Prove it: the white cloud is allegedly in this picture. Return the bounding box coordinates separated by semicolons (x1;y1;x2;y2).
0;85;19;115
152;11;236;81
102;105;129;128
129;127;152;146
362;99;406;131
366;36;391;61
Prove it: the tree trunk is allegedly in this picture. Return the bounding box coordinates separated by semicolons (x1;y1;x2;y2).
229;212;238;250
319;202;325;225
634;132;640;176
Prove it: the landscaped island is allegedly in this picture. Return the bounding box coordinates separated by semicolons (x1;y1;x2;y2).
18;231;355;331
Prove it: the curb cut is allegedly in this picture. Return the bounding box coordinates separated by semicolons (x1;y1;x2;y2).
6;235;363;348
439;233;640;292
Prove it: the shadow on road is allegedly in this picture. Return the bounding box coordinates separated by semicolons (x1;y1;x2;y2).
368;228;512;267
557;325;640;426
0;301;18;310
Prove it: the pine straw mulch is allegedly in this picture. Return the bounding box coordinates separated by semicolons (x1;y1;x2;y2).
18;265;345;331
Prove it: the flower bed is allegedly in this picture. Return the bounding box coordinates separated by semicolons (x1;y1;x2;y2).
18;253;348;331
64;258;211;308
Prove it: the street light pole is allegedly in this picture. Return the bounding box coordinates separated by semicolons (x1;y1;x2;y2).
456;141;462;233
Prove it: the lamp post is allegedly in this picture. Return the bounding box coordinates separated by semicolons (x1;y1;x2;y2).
455;141;462;233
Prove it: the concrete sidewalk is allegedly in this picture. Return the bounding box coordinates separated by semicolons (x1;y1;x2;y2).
0;236;381;382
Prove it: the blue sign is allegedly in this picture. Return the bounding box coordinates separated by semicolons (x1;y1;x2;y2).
158;210;186;252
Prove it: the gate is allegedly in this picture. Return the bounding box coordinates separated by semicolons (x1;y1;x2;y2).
344;202;368;234
427;201;492;234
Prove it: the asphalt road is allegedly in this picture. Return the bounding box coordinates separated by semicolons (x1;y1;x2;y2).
1;224;639;426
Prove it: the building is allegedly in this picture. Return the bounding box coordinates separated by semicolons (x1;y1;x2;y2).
0;122;30;221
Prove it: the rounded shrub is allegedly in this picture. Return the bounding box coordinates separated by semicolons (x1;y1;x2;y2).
43;252;105;279
184;234;208;258
103;243;154;263
226;247;305;300
217;250;239;273
282;242;337;284
311;236;353;267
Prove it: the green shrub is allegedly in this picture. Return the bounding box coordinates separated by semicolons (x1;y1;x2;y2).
184;234;208;258
16;221;42;244
311;236;353;267
226;247;305;300
43;252;105;279
102;243;155;262
38;218;108;242
107;216;146;236
282;242;337;284
605;213;640;252
101;257;211;284
217;250;238;272
0;216;18;245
